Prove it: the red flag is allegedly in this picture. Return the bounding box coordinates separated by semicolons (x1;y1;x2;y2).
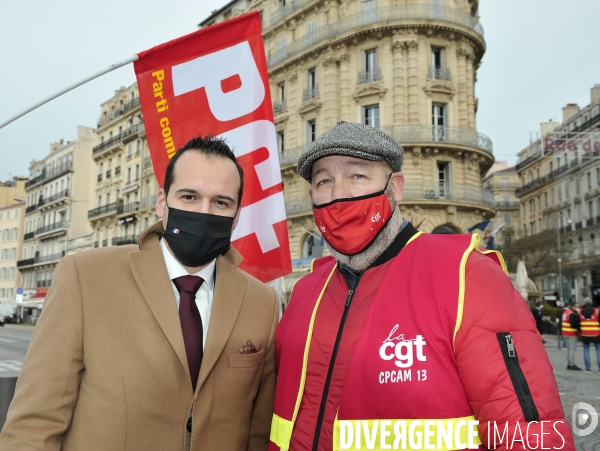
134;12;291;283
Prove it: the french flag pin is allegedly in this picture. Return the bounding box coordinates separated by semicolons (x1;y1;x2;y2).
172;228;180;234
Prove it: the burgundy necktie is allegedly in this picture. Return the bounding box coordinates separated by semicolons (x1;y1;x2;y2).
173;275;204;391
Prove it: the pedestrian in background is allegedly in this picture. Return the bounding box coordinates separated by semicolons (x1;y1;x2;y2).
579;299;600;373
562;302;582;370
532;301;546;344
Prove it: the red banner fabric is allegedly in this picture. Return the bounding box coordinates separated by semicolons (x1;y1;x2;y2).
134;12;291;283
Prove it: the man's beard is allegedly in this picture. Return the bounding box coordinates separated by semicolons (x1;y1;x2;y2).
325;185;402;272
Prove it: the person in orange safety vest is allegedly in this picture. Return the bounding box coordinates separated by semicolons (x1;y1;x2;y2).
269;121;575;451
579;299;600;372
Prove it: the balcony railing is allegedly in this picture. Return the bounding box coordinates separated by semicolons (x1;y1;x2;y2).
37;251;65;264
495;201;520;208
40;189;69;206
88;202;119;219
302;86;319;101
285;196;313;215
23;231;35;241
122;97;141;113
36;280;52;288
66;234;94;251
25;204;37;214
279;143;311;166
140;195;157;209
403;183;495;207
357;68;383;84
17;258;35;268
114;236;139;246
428;66;452;81
25;161;73;188
118;202;140;215
35;220;68;236
267;5;484;66
122;123;145;141
273;101;287;114
93;133;122;156
380;125;493;155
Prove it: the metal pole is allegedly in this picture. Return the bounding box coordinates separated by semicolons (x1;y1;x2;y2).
556;212;564;303
0;55;139;129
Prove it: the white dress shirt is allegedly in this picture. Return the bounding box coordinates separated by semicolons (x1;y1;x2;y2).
160;238;215;351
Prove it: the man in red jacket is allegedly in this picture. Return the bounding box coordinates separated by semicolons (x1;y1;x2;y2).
270;121;575;451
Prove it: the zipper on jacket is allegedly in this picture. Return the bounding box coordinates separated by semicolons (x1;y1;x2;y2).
312;278;361;451
496;332;540;422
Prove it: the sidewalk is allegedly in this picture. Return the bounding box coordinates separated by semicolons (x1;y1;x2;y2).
543;335;600;450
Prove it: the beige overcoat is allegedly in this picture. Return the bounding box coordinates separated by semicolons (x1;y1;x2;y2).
0;222;278;450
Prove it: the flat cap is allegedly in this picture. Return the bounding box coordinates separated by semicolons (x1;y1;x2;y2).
297;120;404;181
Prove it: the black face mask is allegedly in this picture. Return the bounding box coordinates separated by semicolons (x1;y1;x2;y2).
163;205;235;267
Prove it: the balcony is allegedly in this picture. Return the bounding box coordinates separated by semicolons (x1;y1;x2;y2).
428;66;452;81
23;231;35;241
302;86;319;101
122;123;145;142
279;143;311;166
402;183;495;207
575;221;583;230
36;280;52;288
122;97;141;113
587;218;594;227
97;109;124;128
17;258;35;268
35;220;68;237
88;202;119;219
93;133;122;157
273;101;287;114
357;68;383;84
285;196;313;215
267;5;484;66
24;161;73;189
66;234;94;253
118;202;140;215
140;195;157;209
25;204;37;214
39;189;69;208
114;236;139;246
380;125;493;155
495;201;520;209
37;251;65;264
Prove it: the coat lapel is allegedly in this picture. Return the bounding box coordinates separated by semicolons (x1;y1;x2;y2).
196;249;247;394
129;223;191;389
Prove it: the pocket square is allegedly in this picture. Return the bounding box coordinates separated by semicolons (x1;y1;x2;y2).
237;339;258;355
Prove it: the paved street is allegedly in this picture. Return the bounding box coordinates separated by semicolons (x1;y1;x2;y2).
0;326;34;378
0;327;598;448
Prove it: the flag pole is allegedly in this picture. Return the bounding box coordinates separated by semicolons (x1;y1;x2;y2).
0;55;139;129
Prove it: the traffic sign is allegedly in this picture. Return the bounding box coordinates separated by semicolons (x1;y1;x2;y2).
16;287;23;295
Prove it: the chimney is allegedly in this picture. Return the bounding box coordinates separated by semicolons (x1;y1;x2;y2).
592;84;600;104
562;103;580;123
541;119;558;137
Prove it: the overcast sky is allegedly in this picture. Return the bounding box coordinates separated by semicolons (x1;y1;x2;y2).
1;0;599;180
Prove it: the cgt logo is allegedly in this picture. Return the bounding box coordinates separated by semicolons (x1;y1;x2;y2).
572;402;598;437
379;324;426;368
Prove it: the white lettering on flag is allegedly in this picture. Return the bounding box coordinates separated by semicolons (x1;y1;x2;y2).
171;41;265;122
232;193;286;253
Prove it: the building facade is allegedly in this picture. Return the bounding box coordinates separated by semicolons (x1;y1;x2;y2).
515;84;600;306
17;127;96;316
201;0;494;290
0;197;25;303
482;162;519;249
88;84;158;251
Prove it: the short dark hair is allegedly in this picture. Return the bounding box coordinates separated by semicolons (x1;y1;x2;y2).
164;135;244;207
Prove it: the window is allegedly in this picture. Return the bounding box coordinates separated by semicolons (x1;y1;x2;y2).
361;0;377;25
277;131;285;153
531;221;536;235
588;172;592;190
549;161;553;172
432;103;447;141
558;186;562;202
302;233;324;258
589;201;593;219
565;181;570;199
303;68;317;100
539;219;542;232
360;48;380;83
502;195;509;205
437;161;450;197
363;104;380;128
544;192;548;207
306;20;317;46
501;177;509;188
576;178;580;195
577;204;582;223
106;193;110;206
127;143;132;158
597;168;600;186
136;140;141;155
307;119;317;143
98;196;102;207
135;164;140;181
504;213;512;226
127;167;131;184
430;47;446;80
278;83;285;102
276;37;286;57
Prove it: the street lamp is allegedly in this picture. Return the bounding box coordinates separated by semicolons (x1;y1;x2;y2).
555;211;572;304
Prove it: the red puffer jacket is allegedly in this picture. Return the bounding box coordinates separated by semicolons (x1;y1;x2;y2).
456;251;574;450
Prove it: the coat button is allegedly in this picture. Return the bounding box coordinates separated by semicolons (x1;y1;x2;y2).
187;417;192;432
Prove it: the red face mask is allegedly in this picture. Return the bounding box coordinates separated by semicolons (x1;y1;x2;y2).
312;182;393;256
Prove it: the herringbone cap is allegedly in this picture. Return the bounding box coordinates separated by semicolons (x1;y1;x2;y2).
297;120;404;181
